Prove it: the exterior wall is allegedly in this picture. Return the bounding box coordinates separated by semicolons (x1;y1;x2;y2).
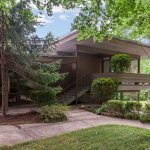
78;53;102;78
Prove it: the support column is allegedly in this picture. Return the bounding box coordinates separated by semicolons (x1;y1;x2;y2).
75;46;79;105
138;58;140;74
137;91;140;115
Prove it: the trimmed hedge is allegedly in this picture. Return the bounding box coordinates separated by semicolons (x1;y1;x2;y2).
91;78;118;104
106;100;124;117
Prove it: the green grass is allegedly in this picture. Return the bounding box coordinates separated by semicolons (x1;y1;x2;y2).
1;125;150;150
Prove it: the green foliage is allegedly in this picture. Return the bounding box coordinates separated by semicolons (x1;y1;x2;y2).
30;88;61;105
141;59;150;74
124;101;142;113
111;54;131;73
123;101;142;120
23;60;66;104
40;104;69;122
124;112;139;120
140;104;150;123
94;100;142;119
72;0;150;42
93;104;109;115
93;100;124;117
106;100;124;116
91;78;118;103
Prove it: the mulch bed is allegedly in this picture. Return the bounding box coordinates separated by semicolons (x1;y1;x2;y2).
0;111;42;125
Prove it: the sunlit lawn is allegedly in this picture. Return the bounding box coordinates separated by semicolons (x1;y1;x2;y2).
1;125;150;150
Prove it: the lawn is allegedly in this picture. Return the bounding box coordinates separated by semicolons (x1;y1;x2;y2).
1;125;150;150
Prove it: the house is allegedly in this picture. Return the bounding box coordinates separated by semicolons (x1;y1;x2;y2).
1;31;150;111
43;31;150;104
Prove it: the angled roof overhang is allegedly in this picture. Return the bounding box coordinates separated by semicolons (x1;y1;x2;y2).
56;31;150;58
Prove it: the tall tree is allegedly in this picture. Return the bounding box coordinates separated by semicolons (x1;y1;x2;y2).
0;0;66;116
72;0;150;42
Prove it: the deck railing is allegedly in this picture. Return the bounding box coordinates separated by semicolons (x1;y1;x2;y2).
92;73;150;91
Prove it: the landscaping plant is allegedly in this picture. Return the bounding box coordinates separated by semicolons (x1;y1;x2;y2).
40;104;70;122
123;101;142;119
91;78;118;104
140;104;150;123
106;100;124;117
110;54;131;73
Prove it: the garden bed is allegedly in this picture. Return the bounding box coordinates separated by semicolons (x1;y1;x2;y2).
0;111;42;125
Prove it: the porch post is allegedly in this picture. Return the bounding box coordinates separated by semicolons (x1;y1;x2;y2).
102;57;104;73
137;91;140;115
138;58;140;74
75;46;78;105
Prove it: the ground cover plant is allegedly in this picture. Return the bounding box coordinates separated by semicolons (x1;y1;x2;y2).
40;104;69;122
1;125;150;150
88;100;145;121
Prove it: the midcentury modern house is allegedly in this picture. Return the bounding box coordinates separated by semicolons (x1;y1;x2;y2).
1;31;150;111
44;31;150;104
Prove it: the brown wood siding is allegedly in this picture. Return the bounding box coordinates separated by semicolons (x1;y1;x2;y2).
78;53;102;78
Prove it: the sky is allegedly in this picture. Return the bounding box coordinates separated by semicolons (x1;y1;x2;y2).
32;5;79;38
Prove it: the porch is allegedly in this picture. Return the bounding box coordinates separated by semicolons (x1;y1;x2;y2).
92;73;150;91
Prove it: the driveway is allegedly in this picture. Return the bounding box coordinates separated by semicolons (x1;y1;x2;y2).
0;109;150;146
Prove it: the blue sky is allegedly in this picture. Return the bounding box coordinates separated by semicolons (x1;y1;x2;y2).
32;5;79;38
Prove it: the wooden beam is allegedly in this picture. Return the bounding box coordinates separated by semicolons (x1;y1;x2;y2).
76;44;140;59
34;56;78;64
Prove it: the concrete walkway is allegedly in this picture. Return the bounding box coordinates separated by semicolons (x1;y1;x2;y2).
1;109;150;146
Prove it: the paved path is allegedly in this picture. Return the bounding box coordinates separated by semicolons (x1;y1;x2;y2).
1;109;150;146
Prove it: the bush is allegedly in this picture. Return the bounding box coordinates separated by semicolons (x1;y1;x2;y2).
40;104;69;122
140;104;150;123
91;78;118;104
93;100;124;117
93;104;109;115
124;112;139;120
111;54;131;72
30;89;57;105
106;100;124;117
124;101;142;120
124;101;142;113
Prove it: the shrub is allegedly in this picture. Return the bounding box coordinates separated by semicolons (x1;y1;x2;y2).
111;54;131;72
124;112;139;120
140;104;150;123
124;101;142;113
91;78;118;104
106;100;124;117
124;101;142;120
40;104;69;122
30;89;58;105
93;100;124;117
93;104;109;115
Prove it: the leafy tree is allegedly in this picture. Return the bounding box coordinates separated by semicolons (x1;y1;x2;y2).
0;0;66;112
72;0;150;42
141;59;150;74
111;54;131;73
